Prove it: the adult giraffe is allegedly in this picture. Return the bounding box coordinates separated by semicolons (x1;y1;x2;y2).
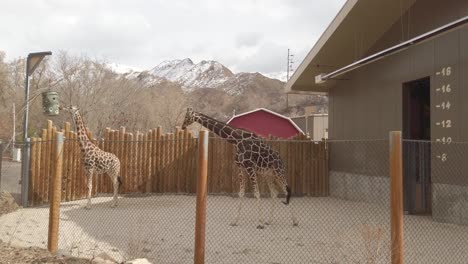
62;106;122;209
182;108;298;229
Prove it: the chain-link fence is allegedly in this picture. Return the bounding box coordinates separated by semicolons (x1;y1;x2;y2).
1;136;468;263
402;139;468;263
0;141;22;205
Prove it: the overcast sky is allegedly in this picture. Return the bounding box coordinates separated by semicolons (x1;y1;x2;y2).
0;0;345;76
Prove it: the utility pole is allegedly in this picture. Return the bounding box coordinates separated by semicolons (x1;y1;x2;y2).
287;49;294;81
12;103;15;155
286;49;294;109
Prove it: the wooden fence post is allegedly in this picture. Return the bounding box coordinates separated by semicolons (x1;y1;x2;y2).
389;131;404;264
48;132;64;254
194;130;208;264
0;141;3;190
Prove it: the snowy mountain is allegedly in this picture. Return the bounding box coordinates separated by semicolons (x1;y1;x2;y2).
106;63;141;75
103;58;327;121
148;58;196;82
145;58;234;90
217;72;282;96
124;58;283;93
264;71;288;82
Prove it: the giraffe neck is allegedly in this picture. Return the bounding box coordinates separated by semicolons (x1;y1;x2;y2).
72;110;96;152
192;113;253;142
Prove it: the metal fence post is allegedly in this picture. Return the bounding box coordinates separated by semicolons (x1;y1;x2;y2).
21;138;31;207
48;132;64;253
390;131;404;264
194;130;208;264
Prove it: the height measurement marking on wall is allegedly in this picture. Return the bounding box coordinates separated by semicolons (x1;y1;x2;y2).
436;153;448;162
434;66;454;163
435;101;451;110
435;66;452;76
436;84;451;93
435;120;452;128
436;137;452;144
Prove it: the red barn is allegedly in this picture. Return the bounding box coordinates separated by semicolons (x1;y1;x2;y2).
227;108;304;139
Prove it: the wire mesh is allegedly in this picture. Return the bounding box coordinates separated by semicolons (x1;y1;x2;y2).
0;138;468;263
0;141;22;206
402;139;468;263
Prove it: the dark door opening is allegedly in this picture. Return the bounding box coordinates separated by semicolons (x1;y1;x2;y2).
402;77;431;215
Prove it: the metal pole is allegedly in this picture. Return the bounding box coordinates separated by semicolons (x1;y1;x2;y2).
390;131;404;264
48;132;64;253
287;48;290;81
21;58;31;207
22;58;30;143
12;103;15;156
21;138;30;207
194;130;208;264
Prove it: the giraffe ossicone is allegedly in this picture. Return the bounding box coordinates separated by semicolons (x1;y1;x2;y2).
182;108;298;228
62;105;122;209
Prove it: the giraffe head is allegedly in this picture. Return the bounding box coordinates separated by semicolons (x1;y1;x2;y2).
60;105;80;114
182;107;195;129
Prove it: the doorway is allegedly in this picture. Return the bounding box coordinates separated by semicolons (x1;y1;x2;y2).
402;77;431;214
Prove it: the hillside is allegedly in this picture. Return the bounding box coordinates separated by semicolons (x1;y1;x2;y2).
0;53;327;143
117;58;327;121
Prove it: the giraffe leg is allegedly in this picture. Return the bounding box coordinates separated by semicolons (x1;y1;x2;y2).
246;169;264;229
265;176;278;225
281;184;299;226
110;172;119;208
85;170;94;209
230;170;246;226
253;183;264;229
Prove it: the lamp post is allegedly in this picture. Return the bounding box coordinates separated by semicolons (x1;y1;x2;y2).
21;51;52;207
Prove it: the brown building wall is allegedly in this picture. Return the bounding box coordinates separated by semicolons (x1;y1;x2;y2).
328;0;468;224
329;9;468;177
329;0;468;141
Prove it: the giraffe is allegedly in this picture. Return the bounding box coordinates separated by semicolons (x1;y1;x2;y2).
61;106;122;209
182;108;298;229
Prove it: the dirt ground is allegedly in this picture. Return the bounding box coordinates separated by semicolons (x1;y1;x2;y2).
0;159;92;264
1;194;467;263
0;191;92;263
0;240;92;264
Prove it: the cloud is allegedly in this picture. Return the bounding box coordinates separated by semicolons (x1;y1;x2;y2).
0;0;346;75
235;32;263;48
232;42;309;74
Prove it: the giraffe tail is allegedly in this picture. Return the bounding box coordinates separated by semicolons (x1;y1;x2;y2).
117;176;123;188
282;185;291;205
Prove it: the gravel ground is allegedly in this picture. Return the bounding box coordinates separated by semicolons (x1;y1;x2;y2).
1;194;468;263
0;191;92;264
0;240;91;264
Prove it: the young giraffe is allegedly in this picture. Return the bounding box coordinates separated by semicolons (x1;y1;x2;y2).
62;106;122;209
182;108;298;229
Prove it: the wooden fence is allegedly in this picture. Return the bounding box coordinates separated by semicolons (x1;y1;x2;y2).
28;120;329;205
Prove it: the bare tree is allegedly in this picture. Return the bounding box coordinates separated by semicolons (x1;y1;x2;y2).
0;50;326;139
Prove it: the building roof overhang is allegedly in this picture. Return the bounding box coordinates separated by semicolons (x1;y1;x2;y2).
286;0;417;93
